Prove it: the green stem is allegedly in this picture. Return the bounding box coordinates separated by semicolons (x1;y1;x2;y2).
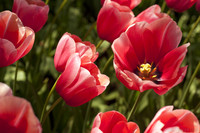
83;21;97;40
183;16;200;44
82;100;92;133
102;54;114;73
178;62;200;108
167;9;172;15
96;40;104;49
52;0;68;25
161;1;166;12
42;97;63;125
193;102;200;113
40;75;61;123
45;0;49;4
127;92;142;121
13;61;19;95
47;0;68;52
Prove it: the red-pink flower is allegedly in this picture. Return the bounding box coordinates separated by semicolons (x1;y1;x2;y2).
56;53;109;107
12;0;49;32
165;0;197;12
0;97;42;133
101;0;141;10
54;33;109;107
112;17;188;95
0;11;35;67
133;5;169;24
0;83;42;133
91;111;140;133
54;32;98;73
144;106;200;133
97;0;134;42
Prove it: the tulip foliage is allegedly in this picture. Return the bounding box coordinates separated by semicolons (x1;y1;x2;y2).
0;0;200;133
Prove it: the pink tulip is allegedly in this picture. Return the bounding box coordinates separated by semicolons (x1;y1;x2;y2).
0;11;35;67
101;0;141;10
112;17;188;95
97;0;134;42
0;96;42;133
12;0;49;32
56;53;109;107
133;5;169;24
0;82;12;97
91;111;140;133
144;106;200;133
54;32;98;73
165;0;197;12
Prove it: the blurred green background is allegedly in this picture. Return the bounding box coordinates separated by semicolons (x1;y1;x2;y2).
0;0;200;132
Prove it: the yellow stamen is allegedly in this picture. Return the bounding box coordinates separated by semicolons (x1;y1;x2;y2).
138;63;157;80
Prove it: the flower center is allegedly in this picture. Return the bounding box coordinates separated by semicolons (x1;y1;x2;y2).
137;63;157;80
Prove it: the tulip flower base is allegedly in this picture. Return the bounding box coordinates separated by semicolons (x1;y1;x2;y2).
0;0;200;133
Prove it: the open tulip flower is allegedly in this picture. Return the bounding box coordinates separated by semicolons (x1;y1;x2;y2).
100;0;142;10
144;106;200;133
12;0;49;32
112;17;188;95
0;11;35;67
165;0;197;12
91;111;140;133
97;0;135;43
54;32;98;73
0;83;42;133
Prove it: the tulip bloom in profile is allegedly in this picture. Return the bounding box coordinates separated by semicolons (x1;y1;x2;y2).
54;32;98;73
112;17;188;95
97;0;134;42
12;0;49;32
144;106;200;133
0;11;35;67
100;0;141;10
91;111;140;133
54;33;109;107
165;0;197;12
56;54;109;107
0;83;42;133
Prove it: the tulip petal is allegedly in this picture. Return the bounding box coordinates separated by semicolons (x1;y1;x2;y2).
134;5;165;24
0;82;12;97
145;106;200;133
54;33;76;72
0;11;25;47
97;1;134;42
98;111;127;133
112;121;140;133
0;96;42;133
112;32;140;71
158;44;189;80
56;53;81;93
16;27;35;59
0;39;17;67
59;67;98;107
12;0;49;32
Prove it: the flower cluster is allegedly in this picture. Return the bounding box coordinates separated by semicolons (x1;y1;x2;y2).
0;0;199;132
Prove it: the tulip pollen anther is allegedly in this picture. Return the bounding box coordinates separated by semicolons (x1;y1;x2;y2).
137;63;157;80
